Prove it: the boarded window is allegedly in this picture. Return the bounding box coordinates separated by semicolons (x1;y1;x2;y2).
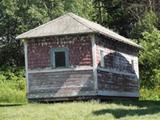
52;48;69;68
55;51;65;67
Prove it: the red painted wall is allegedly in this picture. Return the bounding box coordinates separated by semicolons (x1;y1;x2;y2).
27;34;92;69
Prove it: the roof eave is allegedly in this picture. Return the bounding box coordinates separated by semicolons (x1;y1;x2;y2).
17;31;142;49
96;31;142;49
16;31;95;40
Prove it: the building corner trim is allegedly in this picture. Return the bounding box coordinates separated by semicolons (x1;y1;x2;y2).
91;34;98;93
24;41;29;95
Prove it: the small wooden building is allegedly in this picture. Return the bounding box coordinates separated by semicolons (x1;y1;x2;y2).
17;13;141;101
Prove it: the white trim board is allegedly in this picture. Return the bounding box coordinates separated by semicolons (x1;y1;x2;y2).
24;41;29;93
97;67;138;78
32;85;92;90
98;90;139;97
91;34;98;91
28;66;93;73
28;92;97;99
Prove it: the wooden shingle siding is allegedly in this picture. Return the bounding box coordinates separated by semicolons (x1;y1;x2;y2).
97;70;138;92
95;35;139;97
95;35;139;56
27;34;92;70
28;70;95;99
95;34;139;75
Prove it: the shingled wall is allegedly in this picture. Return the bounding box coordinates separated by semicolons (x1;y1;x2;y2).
27;34;92;70
95;35;139;97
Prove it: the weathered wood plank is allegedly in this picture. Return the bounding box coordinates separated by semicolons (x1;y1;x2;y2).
28;70;95;99
97;70;139;93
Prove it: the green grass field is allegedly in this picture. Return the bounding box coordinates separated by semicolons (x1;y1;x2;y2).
1;100;160;120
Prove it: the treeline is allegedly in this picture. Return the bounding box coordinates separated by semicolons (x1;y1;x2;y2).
0;0;160;90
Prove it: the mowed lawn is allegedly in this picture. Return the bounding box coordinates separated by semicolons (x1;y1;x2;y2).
1;101;160;120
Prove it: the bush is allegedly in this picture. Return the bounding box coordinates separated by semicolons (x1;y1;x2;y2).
139;29;160;88
0;67;27;103
0;84;26;103
140;87;160;101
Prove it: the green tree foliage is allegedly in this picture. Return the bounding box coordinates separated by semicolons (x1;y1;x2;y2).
92;0;108;24
131;10;158;39
0;0;24;66
64;0;94;19
0;0;94;67
139;29;160;88
93;0;144;37
94;0;160;37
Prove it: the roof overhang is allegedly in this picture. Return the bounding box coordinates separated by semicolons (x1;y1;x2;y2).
16;12;141;49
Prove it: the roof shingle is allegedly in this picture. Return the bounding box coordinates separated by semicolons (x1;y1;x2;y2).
16;13;141;48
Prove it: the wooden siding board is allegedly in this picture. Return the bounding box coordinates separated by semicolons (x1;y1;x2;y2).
28;70;95;99
97;70;138;93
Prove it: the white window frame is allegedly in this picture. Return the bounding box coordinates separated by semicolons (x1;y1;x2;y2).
99;48;105;67
131;59;134;69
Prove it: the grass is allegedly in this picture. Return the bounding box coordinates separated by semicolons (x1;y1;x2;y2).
0;67;160;120
1;100;160;120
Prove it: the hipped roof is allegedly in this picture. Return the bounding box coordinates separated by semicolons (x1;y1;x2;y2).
16;13;141;48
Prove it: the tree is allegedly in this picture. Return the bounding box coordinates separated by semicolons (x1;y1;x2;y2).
139;29;160;88
64;0;94;20
0;0;24;66
94;0;160;37
131;10;158;40
0;0;65;66
0;0;95;67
